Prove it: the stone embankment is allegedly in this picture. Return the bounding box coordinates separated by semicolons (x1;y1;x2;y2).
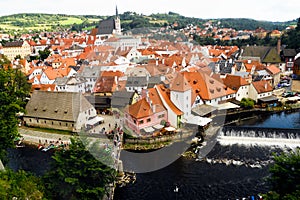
18;128;71;146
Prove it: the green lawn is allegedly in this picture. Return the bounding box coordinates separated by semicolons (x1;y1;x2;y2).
59;17;83;25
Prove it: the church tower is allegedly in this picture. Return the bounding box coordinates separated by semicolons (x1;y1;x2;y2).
114;6;121;35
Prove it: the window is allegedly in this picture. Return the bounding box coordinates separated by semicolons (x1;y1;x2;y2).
147;118;151;123
158;114;165;118
139;120;144;124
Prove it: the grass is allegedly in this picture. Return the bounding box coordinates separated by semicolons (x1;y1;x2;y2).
149;20;167;24
59;17;83;25
21;126;74;135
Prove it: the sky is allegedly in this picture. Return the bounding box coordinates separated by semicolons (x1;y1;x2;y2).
0;0;299;22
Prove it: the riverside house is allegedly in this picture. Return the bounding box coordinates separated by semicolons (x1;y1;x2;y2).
24;91;98;132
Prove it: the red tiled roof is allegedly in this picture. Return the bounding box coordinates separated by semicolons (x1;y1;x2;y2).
126;98;153;119
170;73;191;92
155;84;183;115
223;74;249;91
252;80;273;94
266;64;281;75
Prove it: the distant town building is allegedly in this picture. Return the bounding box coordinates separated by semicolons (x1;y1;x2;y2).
96;6;122;40
2;41;31;60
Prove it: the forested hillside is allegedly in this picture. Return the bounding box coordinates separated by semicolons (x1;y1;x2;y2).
0;12;297;34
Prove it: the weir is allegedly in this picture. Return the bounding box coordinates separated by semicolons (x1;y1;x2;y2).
218;126;300;146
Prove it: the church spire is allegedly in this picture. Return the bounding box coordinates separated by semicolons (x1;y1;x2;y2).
116;5;119;17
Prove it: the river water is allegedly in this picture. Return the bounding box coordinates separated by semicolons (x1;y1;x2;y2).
7;111;300;200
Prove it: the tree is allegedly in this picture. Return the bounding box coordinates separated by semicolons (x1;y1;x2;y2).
240;98;255;109
43;137;117;200
0;68;31;161
0;169;44;200
263;150;300;199
38;49;51;61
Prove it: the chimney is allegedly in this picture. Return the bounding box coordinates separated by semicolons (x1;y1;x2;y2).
247;60;251;64
277;39;281;55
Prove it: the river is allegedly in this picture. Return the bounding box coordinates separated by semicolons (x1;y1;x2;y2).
7;111;300;200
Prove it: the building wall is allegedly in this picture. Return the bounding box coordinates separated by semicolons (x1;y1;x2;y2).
24;117;75;132
170;90;192;118
40;73;55;84
249;84;259;101
2;41;31;60
236;85;250;101
125;110;167;134
76;109;97;131
249;84;272;102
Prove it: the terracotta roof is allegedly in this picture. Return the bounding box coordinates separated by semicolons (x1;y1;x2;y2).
266;64;281;75
170;73;191;92
223;74;249;91
93;76;116;93
252;80;273;94
126;98;153;119
146;88;164;107
101;70;124;77
155;84;183;115
183;71;234;101
43;68;63;80
31;84;56;92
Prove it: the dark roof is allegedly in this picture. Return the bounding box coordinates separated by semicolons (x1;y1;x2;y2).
218;60;234;74
235;61;243;71
126;77;148;87
241;46;281;63
282;49;297;57
79;66;102;78
3;41;24;47
111;91;135;108
85;95;111;109
25;91;92;122
97;18;116;35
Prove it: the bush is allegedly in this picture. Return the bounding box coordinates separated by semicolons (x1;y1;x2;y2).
240;98;255;109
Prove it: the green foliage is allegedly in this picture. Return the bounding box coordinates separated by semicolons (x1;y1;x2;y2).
0;169;44;200
38;49;51;61
0;68;31;160
263;150;300;199
240;98;255;109
218;18;289;31
43;137;117;200
0;54;11;66
281;17;300;51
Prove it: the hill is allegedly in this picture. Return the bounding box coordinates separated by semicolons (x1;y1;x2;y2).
0;12;297;34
